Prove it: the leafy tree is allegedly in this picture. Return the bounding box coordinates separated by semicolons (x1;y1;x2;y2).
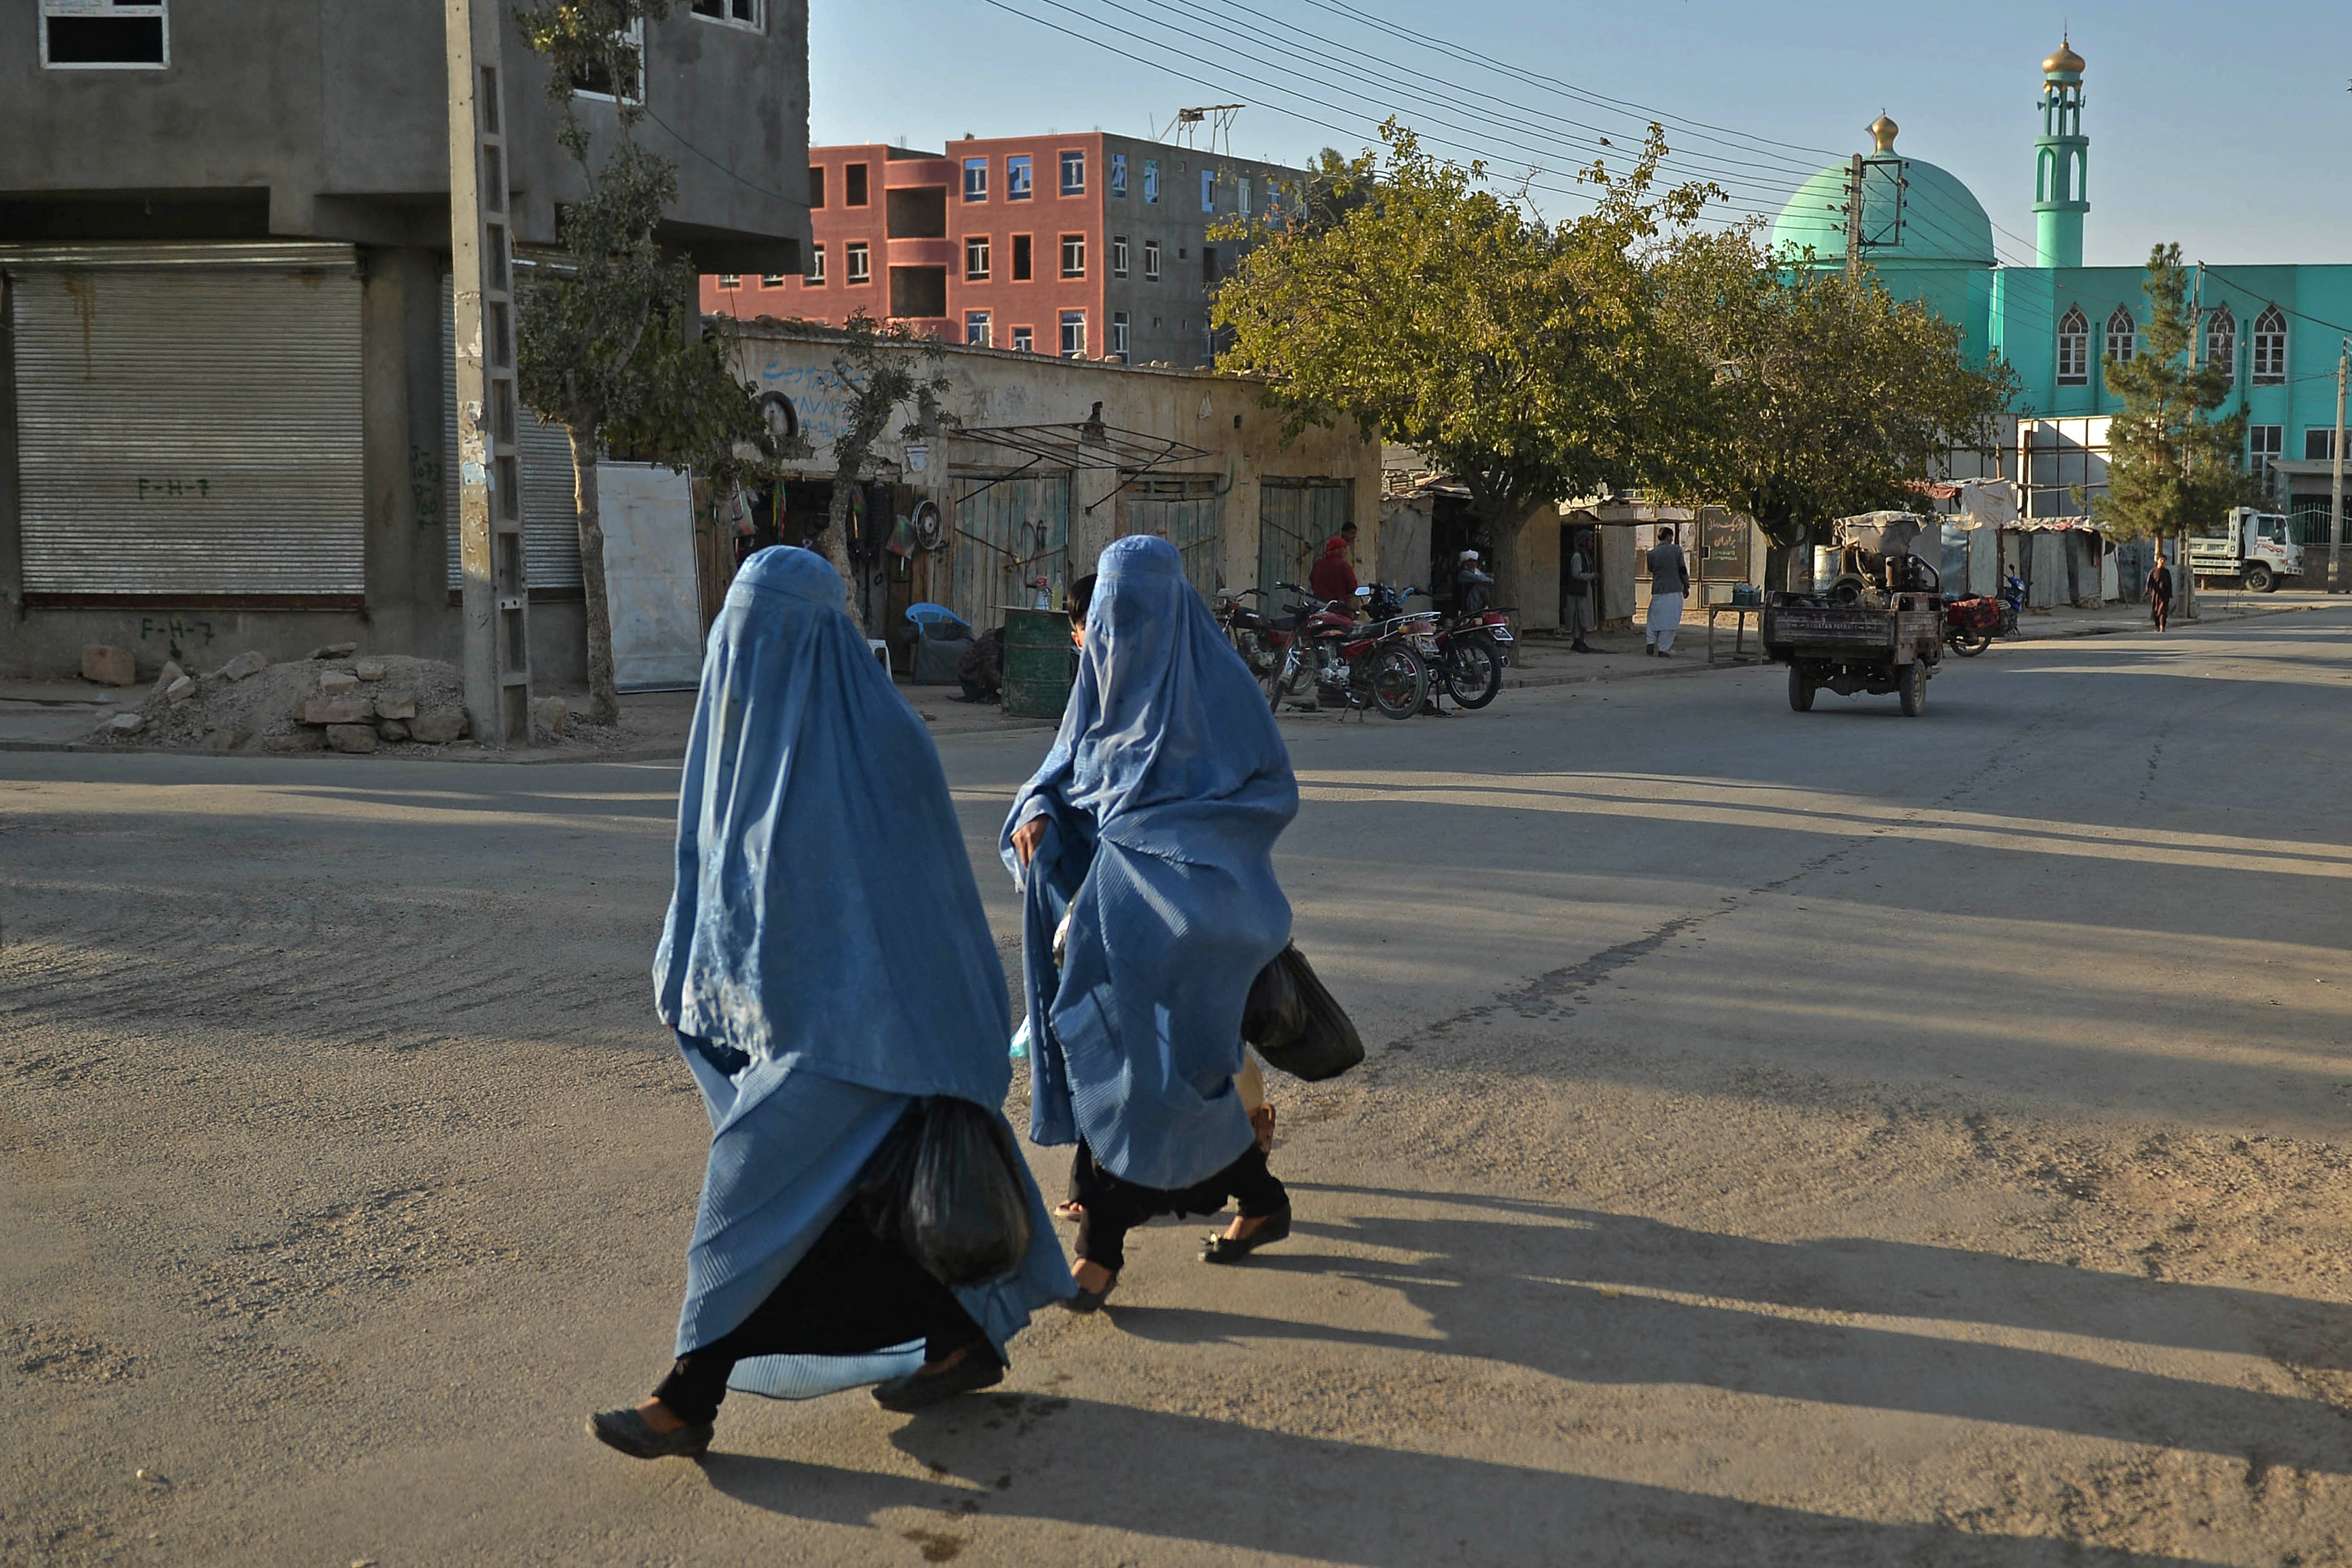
1213;122;1717;610
513;0;789;722
1657;235;2017;580
2093;242;2259;546
806;312;954;623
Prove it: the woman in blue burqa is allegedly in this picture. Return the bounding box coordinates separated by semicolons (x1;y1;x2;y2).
590;547;1070;1461
1006;535;1300;1310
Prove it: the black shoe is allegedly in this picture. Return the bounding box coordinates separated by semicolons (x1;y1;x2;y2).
1643;645;1656;656
1063;1271;1119;1313
588;1406;714;1460
1570;640;1592;653
1201;1202;1292;1264
872;1348;1005;1412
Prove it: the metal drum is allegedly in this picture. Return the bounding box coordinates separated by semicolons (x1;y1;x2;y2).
1000;607;1076;719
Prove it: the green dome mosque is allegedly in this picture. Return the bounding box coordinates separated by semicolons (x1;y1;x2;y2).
1761;39;2352;529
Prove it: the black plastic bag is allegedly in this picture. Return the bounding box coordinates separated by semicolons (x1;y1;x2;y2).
859;1097;1034;1287
1242;943;1364;1082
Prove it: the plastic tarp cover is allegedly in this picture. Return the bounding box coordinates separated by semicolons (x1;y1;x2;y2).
598;462;704;691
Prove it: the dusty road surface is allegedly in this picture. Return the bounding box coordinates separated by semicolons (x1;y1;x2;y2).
5;610;2350;1566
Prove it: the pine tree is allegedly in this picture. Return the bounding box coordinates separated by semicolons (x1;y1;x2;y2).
2096;243;2259;544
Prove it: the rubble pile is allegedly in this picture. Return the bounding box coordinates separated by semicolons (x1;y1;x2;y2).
87;644;475;754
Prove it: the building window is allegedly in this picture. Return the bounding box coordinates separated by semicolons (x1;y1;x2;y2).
890;265;947;320
689;0;763;29
967;311;992;348
41;0;168;68
1111;236;1129;278
2104;306;2136;363
759;273;785;289
1060;310;1087;358
2305;429;2338;462
1011;326;1034;353
1143;239;1161;281
1238;177;1252;217
1111;153;1128;198
2250;424;2283;484
846;242;871;284
1060;234;1086;278
1011;234;1033;282
718;273;741;290
1060;150;1086;196
1143;159;1160;203
569;16;643;101
808;165;826;209
965;235;991;280
1111;310;1130;360
808;244;826;284
1008;156;1033;201
2205;305;2235;383
844;163;870;207
2252;306;2288;384
963;158;988;203
1201;168;1217;212
2056;306;2088;385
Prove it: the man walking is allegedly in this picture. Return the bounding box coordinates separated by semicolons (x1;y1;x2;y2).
1562;529;1596;653
2146;548;2175;633
1645;525;1690;657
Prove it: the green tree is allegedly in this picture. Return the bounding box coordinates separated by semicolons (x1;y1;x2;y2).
513;0;790;722
806;312;956;625
1657;235;2017;579
2093;242;2258;545
1212;123;1716;610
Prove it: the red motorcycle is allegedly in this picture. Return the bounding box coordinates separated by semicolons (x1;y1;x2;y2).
1262;582;1430;720
1943;594;2001;657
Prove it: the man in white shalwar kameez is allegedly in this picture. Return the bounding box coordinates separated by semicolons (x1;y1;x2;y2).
1645;525;1690;657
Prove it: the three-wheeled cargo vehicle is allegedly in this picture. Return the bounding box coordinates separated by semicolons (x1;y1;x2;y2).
1763;558;1945;717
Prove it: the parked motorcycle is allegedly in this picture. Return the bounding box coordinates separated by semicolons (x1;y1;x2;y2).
1263;582;1430;720
1364;582;1510;709
1216;587;1282;680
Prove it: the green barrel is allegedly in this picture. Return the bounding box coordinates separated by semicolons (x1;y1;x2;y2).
1000;607;1076;719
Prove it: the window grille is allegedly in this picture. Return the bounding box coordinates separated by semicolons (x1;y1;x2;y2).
2252;307;2287;384
2057;307;2089;385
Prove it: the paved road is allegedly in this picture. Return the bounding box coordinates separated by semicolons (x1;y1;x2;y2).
5;611;2349;1565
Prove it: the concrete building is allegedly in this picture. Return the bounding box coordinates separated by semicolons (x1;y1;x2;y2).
705;134;1306;368
0;1;811;681
1772;38;2352;537
715;319;1377;640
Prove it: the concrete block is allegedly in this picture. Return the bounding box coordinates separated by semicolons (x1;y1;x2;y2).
83;645;137;686
319;671;360;695
353;658;387;681
307;642;358;660
409;709;468;745
377;720;411;742
299;697;372;726
150;660;186;699
325;724;379;754
166;676;197;705
104;712;145;735
200;728;245;752
372;692;417;721
265;730;325;752
215;650;269;683
531;696;568;739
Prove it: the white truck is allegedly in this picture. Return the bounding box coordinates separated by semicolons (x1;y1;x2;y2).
2188;507;2300;593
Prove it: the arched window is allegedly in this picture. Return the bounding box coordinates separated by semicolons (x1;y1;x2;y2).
2057;307;2089;385
2252;306;2288;384
2204;306;2236;384
2105;306;2136;363
2037;149;2054;203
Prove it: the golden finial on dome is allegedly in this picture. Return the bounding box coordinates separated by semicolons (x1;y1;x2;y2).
2043;34;2085;74
1867;113;1898;153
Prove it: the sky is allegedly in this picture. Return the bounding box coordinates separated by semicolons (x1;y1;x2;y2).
810;0;2352;269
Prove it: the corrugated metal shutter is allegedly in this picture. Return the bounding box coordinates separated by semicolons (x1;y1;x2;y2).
950;472;1069;630
7;256;364;600
441;278;585;591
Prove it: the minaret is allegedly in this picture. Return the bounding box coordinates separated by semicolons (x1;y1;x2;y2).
2033;36;2088;267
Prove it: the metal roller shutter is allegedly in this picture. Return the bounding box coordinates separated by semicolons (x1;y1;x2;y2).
440;278;585;592
5;246;364;602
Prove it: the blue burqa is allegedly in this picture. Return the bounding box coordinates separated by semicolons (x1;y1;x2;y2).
653;547;1070;1398
1003;535;1299;1192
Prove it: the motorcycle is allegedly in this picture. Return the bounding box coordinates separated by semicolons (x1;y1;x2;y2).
1263;582;1431;720
1364;582;1510;709
1940;572;2025;657
1216;587;1282;680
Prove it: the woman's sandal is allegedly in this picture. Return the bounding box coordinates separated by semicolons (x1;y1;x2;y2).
587;1406;714;1460
872;1346;1005;1411
1201;1202;1291;1264
1052;1200;1086;1222
1063;1271;1119;1313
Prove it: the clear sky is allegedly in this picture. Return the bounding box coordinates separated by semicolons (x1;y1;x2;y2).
811;0;2352;269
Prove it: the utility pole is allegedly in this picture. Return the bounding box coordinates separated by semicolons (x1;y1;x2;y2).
445;0;532;747
2331;337;2348;592
1843;153;1864;272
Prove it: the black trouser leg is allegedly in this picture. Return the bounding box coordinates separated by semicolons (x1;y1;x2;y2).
1071;1142;1153;1273
653;1208;985;1425
1222;1142;1287;1221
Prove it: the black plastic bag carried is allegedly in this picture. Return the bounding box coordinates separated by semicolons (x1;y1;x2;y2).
1242;943;1364;1082
858;1097;1035;1287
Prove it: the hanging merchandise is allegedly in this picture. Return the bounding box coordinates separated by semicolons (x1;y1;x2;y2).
911;499;944;552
